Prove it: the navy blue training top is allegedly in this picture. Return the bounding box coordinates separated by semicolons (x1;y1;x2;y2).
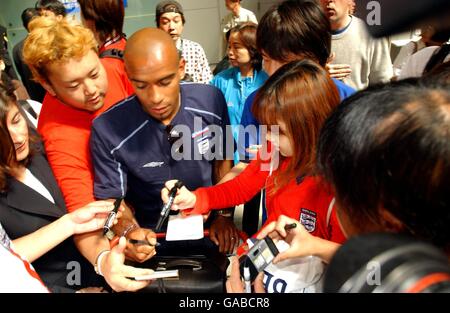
91;83;232;228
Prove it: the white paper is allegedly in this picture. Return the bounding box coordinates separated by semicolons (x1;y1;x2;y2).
165;214;204;241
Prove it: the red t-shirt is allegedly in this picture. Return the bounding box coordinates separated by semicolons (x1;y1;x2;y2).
193;153;346;243
38;60;133;212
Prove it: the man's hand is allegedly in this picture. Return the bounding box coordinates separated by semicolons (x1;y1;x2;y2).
326;63;352;80
326;52;352;80
102;237;155;292
124;227;157;263
210;215;240;254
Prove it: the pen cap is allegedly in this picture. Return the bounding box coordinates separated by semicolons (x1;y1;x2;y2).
113;198;122;211
174;180;184;190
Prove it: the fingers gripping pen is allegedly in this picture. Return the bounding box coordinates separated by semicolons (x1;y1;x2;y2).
103;198;122;237
155;181;184;232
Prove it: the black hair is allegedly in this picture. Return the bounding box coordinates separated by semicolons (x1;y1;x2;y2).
256;0;331;66
21;8;40;31
35;0;67;17
317;80;450;251
422;60;450;85
423;44;450;75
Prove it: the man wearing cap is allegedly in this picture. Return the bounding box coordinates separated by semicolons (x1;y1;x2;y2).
155;0;213;84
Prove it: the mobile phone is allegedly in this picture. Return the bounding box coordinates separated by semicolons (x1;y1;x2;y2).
132;269;179;281
239;237;279;281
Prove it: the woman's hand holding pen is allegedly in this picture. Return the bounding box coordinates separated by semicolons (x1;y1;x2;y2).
161;180;197;212
257;215;340;264
125;227;157;263
256;215;316;264
65;200;123;235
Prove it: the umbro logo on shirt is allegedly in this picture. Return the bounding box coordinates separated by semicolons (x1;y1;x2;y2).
142;162;164;168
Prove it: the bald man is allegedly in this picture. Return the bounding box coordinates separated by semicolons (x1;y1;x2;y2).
91;28;239;255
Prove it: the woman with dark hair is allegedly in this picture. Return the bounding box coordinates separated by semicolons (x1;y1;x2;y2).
77;0;134;97
0;84;116;292
163;60;346;292
211;22;268;164
316;80;450;253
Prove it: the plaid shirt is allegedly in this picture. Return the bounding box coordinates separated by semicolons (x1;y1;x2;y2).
177;38;212;84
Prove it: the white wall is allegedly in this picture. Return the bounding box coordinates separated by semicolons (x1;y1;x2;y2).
178;0;280;65
0;0;281;66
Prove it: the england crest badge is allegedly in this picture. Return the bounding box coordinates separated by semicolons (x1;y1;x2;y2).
299;208;317;232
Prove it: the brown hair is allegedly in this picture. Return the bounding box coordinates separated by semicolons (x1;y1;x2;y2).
77;0;125;44
252;59;340;193
0;84;36;192
23;16;97;84
229;22;262;71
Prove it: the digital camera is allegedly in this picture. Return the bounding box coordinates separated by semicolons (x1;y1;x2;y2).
239;237;279;282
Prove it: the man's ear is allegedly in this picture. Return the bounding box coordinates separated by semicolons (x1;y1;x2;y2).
40;79;56;96
178;57;186;80
378;208;405;232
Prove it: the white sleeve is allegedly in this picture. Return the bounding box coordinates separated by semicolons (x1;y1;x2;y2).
393;42;416;77
249;12;258;24
399;46;439;79
0;245;49;293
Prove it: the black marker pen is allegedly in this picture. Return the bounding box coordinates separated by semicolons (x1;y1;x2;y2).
284;223;297;232
103;198;121;236
155;180;184;232
128;239;161;247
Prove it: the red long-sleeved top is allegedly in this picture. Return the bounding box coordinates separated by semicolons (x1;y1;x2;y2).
192;154;346;243
38;47;133;212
